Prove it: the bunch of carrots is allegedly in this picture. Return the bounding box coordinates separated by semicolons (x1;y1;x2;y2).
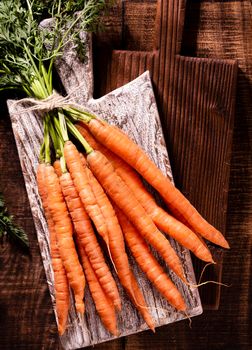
36;109;230;336
0;0;229;336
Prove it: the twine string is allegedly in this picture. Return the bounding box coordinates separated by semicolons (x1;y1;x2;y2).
10;82;92;116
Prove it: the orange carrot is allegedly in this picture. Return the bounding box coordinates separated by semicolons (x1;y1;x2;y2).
76;125;213;262
116;207;186;311
77;242;118;336
44;164;85;314
86;150;185;281
129;270;155;331
86;119;229;249
87;167;155;330
63;141;110;248
37;163;70;335
64;142;154;328
53;161;121;311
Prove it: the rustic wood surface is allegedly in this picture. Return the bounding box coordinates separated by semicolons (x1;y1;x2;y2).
0;0;251;349
93;0;238;310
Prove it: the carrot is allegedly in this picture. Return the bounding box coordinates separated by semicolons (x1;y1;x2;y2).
86;119;229;249
76;125;213;263
87;167;155;330
77;242;118;336
37;163;70;335
129;270;155;331
44;164;85;314
53;161;121;311
63;141;110;248
53;159;62;177
86;150;185;281
116;207;186;311
64;142;154;328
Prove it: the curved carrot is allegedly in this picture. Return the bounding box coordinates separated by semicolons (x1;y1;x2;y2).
37;163;69;335
116;207;186;311
86;150;185;281
76;125;213;263
54;161;121;311
86;119;229;249
77;243;118;336
44;164;85;314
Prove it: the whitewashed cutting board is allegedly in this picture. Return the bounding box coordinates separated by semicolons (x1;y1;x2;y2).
7;32;202;349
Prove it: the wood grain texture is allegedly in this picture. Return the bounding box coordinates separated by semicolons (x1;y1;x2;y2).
0;1;251;349
7;32;202;349
92;0;237;309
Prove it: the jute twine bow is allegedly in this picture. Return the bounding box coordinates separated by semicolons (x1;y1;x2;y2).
10;82;92;116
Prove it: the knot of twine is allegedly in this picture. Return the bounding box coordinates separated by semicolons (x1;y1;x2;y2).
10;82;91;116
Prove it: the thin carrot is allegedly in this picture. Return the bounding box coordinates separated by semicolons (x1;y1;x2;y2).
37;163;70;335
44;164;85;314
77;242;118;336
116;207;186;311
86;119;229;249
76;125;213;263
129;270;155;331
86;150;185;281
53;160;121;311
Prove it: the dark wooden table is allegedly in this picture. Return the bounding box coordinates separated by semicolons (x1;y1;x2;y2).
0;1;251;349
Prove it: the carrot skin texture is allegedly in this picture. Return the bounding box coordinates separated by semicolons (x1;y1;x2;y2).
64;143;154;328
78;243;118;336
64;141;110;247
113;164;213;263
116;208;186;311
44;164;85;314
55;166;121;311
87;150;185;281
129;270;155;332
83;159;155;329
37;163;70;335
87;119;229;249
77;125;213;263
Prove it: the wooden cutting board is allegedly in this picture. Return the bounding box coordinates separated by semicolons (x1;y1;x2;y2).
8;32;202;349
92;0;238;309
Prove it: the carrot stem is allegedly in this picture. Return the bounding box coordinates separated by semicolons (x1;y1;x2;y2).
39;139;45;163
44;121;51;164
59;110;69;142
66;118;93;154
64;107;96;123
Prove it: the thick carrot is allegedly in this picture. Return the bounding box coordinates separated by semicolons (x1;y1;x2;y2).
63;141;110;248
64;142;154;328
54;161;121;311
77;242;118;336
86;150;185;281
76;125;213;263
86;119;229;249
44;164;85;314
116;207;186;311
37;163;69;335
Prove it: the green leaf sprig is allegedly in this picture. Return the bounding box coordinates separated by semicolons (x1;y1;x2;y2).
0;193;29;248
0;0;112;97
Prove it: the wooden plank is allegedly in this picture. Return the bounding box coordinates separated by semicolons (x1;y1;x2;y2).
7;32;202;349
92;0;237;309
